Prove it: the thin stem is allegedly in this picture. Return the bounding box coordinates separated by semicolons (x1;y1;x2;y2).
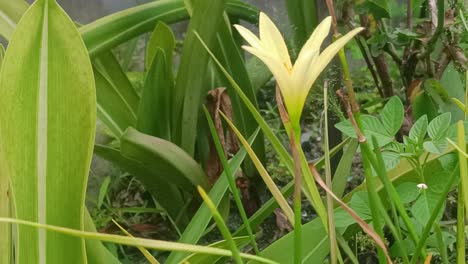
457;188;465;263
407;0;412;29
324;82;338;264
290;133;303;264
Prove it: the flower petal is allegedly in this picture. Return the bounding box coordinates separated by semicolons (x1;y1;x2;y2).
243;46;291;94
303;27;364;94
291;49;319;87
258;12;292;70
234;24;263;50
297;16;332;59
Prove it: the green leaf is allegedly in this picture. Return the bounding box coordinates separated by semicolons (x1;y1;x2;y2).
335;115;393;148
233;140;349;238
213;13;264;177
285;0;318;50
253;217;331;264
423;139;448;154
395;182;420;204
84;209;121;264
94;144;187;227
165;129;259;264
0;140;10;264
427;113;451;140
332;139;359;198
380;96;404;136
334;192;372;227
409;115;428;145
172;0;227;155
97;176;111;209
439;64;465;122
121;127;209;193
0;217;277;264
146;22;175;70
137;48;173;140
197;187;243;264
79;0;258;58
411;190;445;228
356;0;390;19
412;92;439;121
181;237;250;264
0;0;96;263
93;52;140;137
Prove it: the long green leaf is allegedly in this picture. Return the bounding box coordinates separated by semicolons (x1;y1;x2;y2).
0;217;277;264
165;128;259;264
250;217;331;264
0;144;10;264
221;112;294;223
198;187;243;264
233;139;349;236
93;52;140;138
0;42;10;264
213;13;264;176
145;21;175;70
172;0;227;155
79;0;258;58
181;236;250;264
138;22;175;140
121;127;209;192
93;144;187;227
84;209;121;264
204;107;259;254
0;0;96;263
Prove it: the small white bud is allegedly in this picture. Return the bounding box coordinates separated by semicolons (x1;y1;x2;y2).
417;183;428;190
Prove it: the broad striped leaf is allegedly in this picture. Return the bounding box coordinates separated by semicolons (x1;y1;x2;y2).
0;0;96;263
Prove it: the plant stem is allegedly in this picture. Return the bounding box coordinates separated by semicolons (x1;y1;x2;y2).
457;188;465;264
324;82;338;264
290;132;303;264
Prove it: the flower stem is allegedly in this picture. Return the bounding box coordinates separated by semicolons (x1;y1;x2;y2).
290;130;302;264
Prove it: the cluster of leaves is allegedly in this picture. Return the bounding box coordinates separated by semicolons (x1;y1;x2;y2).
0;0;468;264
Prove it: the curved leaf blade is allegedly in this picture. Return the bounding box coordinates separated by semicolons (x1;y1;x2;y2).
121;127;209;191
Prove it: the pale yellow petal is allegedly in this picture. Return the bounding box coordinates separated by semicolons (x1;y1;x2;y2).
243;46;292;94
258;12;292;70
234;24;263;50
291;49;319;87
303;27;364;96
296;16;332;59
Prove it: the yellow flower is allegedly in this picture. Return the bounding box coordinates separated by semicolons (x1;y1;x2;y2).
235;13;363;130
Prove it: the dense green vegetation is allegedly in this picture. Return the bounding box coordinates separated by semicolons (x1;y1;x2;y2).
0;0;467;263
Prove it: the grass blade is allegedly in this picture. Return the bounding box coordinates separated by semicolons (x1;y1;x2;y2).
93;52;140;138
221;111;294;224
165;128;259;264
203;107;259;254
197;187;243;264
0;217;277;264
112;219;159;264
